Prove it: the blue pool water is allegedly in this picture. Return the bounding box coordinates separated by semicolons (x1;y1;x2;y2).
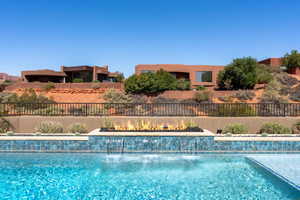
0;153;299;200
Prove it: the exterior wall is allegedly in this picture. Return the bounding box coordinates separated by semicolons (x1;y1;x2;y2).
288;67;300;75
22;65;118;83
5;116;300;133
0;135;300;152
258;57;300;75
135;64;225;88
258;58;283;67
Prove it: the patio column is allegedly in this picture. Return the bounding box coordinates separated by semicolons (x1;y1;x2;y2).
93;66;97;81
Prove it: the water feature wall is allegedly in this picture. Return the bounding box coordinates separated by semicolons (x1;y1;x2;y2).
0;135;300;152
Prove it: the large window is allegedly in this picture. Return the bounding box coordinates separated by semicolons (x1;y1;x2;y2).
196;71;212;82
141;70;154;73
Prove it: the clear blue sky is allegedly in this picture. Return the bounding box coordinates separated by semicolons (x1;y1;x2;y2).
0;0;299;77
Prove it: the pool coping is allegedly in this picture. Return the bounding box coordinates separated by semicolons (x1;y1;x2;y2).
0;136;88;141
0;150;300;153
246;157;300;191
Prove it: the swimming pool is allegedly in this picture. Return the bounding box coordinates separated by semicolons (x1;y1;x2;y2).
0;153;299;200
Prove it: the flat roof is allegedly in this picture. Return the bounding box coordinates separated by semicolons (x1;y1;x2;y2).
22;70;67;77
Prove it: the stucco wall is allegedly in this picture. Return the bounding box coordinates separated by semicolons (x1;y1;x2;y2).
135;64;224;87
4;116;300;133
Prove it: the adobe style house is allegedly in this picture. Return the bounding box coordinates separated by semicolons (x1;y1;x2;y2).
135;64;225;88
21;65;121;83
258;57;300;75
61;65;119;82
21;70;67;83
258;58;283;67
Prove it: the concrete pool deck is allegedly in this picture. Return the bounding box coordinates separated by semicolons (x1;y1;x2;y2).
248;155;300;190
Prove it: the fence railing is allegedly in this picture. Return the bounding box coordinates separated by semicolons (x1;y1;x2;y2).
1;103;300;117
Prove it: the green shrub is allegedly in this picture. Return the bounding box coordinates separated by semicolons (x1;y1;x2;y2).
68;123;88;134
6;89;56;112
115;73;125;83
184;120;203;131
42;82;55;92
217;57;258;90
125;72;159;94
279;86;291;96
92;80;100;83
223;123;248;134
283;49;300;70
176;79;190;90
218;96;234;103
103;89;133;103
0;118;12;133
213;104;255;116
256;64;273;84
259;122;291;134
195;85;206;91
155;69;178;90
6;131;14;136
292;121;300;134
260;90;288;104
35;121;64;133
184;120;198;128
0;93;17;103
234;90;255;101
101;118;114;129
194;91;211;103
0;80;13;91
124;69;178;94
72;78;84;83
260;80;288;104
18;89;55;104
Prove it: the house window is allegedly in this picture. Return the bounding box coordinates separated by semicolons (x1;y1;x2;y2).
196;71;212;82
141;70;154;73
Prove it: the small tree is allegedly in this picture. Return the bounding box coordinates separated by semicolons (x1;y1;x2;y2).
125;72;159;94
155;69;178;91
217;57;258;90
125;70;179;94
115;73;125;83
283;50;300;70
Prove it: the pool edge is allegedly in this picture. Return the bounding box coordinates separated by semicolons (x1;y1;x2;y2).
246;157;300;192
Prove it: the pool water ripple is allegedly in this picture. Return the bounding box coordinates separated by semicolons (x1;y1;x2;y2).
0;153;299;200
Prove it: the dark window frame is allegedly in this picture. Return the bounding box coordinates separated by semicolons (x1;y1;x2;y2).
195;71;213;82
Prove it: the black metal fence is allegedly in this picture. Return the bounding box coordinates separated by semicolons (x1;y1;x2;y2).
1;103;300;117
